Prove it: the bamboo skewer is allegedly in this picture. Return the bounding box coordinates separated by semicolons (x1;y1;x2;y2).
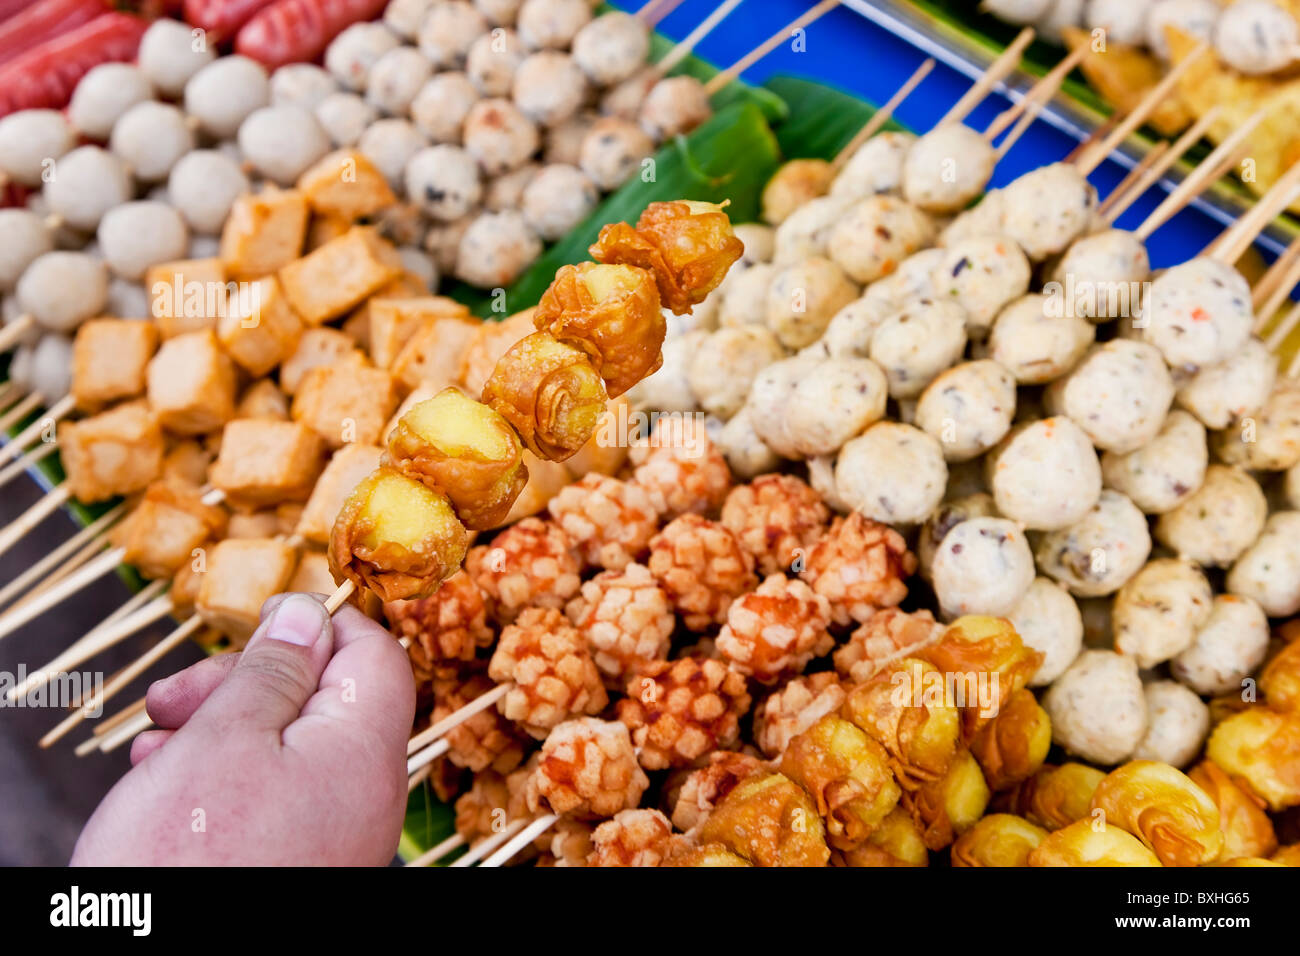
0;504;125;612
0;439;57;490
0;483;72;560
1209;158;1300;265
0;394;72;472
830;58;935;171
405;737;451;777
1256;257;1300;330
74;694;148;756
702;0;842;96
405;832;466;867
96;708;154;754
636;0;687;27
652;0;744;76
480;815;560;868
0;315;36;354
407;681;511;756
986;44;1089;150
0;392;42;434
1253;236;1300;312
1095;140;1169;217
938;26;1035;127
1265;298;1300;353
407;762;433;793
451;818;531;868
0;545;129;644
1101;108;1222;224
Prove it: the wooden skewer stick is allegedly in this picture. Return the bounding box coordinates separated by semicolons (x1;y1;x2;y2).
405;832;466;868
0;382;18;409
1287;348;1300;379
636;0;687;27
40;615;204;748
937;26;1035;127
1102;107;1221;224
0;393;72;471
985;43;1089;146
1253;234;1300;311
1255;252;1300;330
323;578;356;614
0;392;42;434
19;535;113;610
653;0;744;77
0;314;36;353
73;695;148;755
0;502;125;611
0;483;71;561
406;681;512;756
1095;140;1170;218
451;818;531;868
830;58;935;172
480;815;560;868
407;762;433;793
96;708;154;754
1210;158;1300;265
1265;298;1300;353
0;544;128;644
703;0;842;96
0;438;57;490
406;737;451;777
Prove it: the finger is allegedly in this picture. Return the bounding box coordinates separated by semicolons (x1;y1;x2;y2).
189;593;335;737
129;729;174;766
146;653;240;729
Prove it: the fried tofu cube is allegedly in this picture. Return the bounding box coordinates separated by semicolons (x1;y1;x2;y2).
208;418;325;511
216;275;304;377
297;149;396;220
295;443;383;545
111;482;227;580
288;549;337;595
341;275;431;356
197;537;300;644
71;319;158;411
146;330;237;436
391;314;481;393
369;297;473;369
162;440;213;488
291;364;399;448
278;227;402;325
227;511;283;539
146;258;229;338
220;187;309;280
236;379;290;421
58;400;164;504
171;559;203;613
306;213;351;252
279;327;367;395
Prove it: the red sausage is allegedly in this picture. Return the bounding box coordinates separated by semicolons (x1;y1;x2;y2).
183;0;277;43
0;0;109;68
0;0;36;24
0;12;147;118
235;0;388;70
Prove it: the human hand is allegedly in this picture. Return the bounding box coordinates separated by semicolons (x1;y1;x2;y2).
70;593;417;866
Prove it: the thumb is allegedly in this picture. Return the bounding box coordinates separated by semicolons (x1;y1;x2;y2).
192;593;335;736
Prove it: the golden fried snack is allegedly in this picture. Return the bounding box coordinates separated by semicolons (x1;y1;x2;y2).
698;771;831;867
661;843;752;867
481;331;608;462
992;763;1107;831
1089;761;1223;867
833;608;944;684
720;474;830;578
1188;760;1278;863
951;814;1048;867
969;687;1052;792
533;262;665;397
589;200;744;314
587;809;684;867
667;750;765;832
525;717;650;820
762;158;834;225
901;747;990;851
110;481;228;581
616;657;751;770
385;388;528;530
831;807;928;867
1206;707;1300;811
779;715;901;850
842;658;960;789
1028;819;1162;867
1260;638;1300;713
327;466;471;602
432;673;528;775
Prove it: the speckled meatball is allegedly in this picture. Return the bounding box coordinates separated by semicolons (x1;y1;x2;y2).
687;326;785;420
96;202;189;282
513;51;588;127
1087;0;1154;45
1212;378;1300;472
932;235;1032;337
238;105;329;185
1042;649;1148;766
1113;558;1213;668
939;188;1005;246
1170;594;1270;695
931;516;1034;619
1045;340;1174;453
830;131;917;201
137;18;214;97
1034;489;1152;597
779;356;890;457
0;210;52;293
987;417;1102;531
835;422;948;526
625;329;703;413
485;162;540;210
517;0;591;49
69;63;153;140
820;294;894;358
572;11;648;85
999;163;1096;261
773;195;851;265
186;56;270;139
1227;511;1300;617
455;209;541;287
1176;337;1276;430
578;117;653;190
828;195;936;284
521;163;597;239
1049;228;1150;320
915;359;1016;461
1100;409;1207;515
902;123;996;213
417;0;489;68
1008;577;1084;686
717;263;776;329
366;47;434;116
110;101;194;183
466;27;526;95
638;75;711;141
1148;0;1220;60
315;92;378;147
1132;681;1210;769
269;63;339;110
1288;461;1300;510
167;151;249;235
864;247;946;309
917;492;998;583
1214;0;1298;74
1154;464;1267;567
715;407;781;480
987;293;1094;384
325;22;400;90
463;98;540;175
765;256;860;350
746;353;821;458
1143;257;1253;370
405;145;482;221
868;299;968;399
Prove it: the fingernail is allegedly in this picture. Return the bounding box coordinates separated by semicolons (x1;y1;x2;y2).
262;594;327;648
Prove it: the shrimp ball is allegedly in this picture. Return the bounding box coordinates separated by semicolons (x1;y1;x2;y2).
1212;378;1300;471
518;0;591;49
830;131;916;202
137;18;215;97
1043;650;1147;765
455;209;541;287
765;257;859;349
864;247;945;309
326;22;400;90
25;334;74;402
820;294;895;358
639;76;711;141
1143;257;1253;369
987;293;1094;384
484;162;539;210
780;356;890;457
544;110;595;165
476;0;523;25
987;417;1102;531
1114;558;1213;668
1147;0;1219;61
0;210;53;292
600;65;657;121
1100;409;1206;515
521;163;597;239
868;299;968;399
410;73;479;143
186;56;270;138
385;0;436;37
717;263;776;328
1214;0;1298;74
467;27;527;95
773;196;852;266
572;11;649;85
367;47;434;116
316;93;379;148
1034;490;1152;597
627;329;705;413
167;151;250;235
716;407;781;479
761;160;834;226
999;163;1097;261
238;106;330;186
902;123;996;214
423;214;476;274
1132;682;1209;768
110;102;194;183
269;63;339;111
933;516;1035;619
359;119;428;190
42;147;131;233
1227;511;1300;616
406;145;483;221
983;0;1053;20
1175;337;1276;429
827;195;936;284
915;359;1016;461
96;202;189;282
1086;0;1154;46
687;326;786;421
834;422;948;525
1049;228;1150;321
0;110;75;188
733;223;775;265
917;492;998;581
106;278;149;319
1154;464;1267;567
513;52;589;127
1170;594;1270;695
1044;340;1174;453
748;353;826;458
68;64;153;141
1008;577;1084;686
16;252;108;333
463;99;540;175
931;235;1032;337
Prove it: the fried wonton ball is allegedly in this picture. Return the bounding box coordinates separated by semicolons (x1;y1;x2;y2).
993;762;1106;831
1088;761;1223;866
1028;819;1162;867
1188;760;1278;863
831;807;929;867
698;771;831;867
1206;707;1300;811
901;747;990;850
970;688;1052;791
951;814;1048;867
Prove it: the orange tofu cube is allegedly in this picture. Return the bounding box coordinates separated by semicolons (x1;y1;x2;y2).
296;149;396;220
71;318;158;411
307;213;351;252
146;330;237;436
208;418;325;511
288;549;338;595
368;297;473;369
58;400;164;503
162;440;213;488
220;187;309;281
227;510;283;539
171;560;203;612
457;308;536;394
291;364;399;448
295;442;382;545
391;314;481;393
146;258;229;338
235;379;290;421
216;275;304;377
278;327;367;395
197;538;300;643
111;483;227;580
278;227;402;325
